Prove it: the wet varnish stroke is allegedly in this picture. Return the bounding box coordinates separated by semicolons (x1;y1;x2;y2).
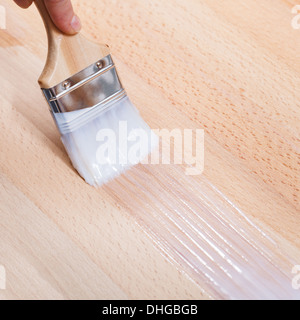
105;164;300;299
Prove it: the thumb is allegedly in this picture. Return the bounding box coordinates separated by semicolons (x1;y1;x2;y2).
44;0;81;34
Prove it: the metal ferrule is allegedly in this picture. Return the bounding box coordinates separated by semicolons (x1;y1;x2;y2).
42;54;126;114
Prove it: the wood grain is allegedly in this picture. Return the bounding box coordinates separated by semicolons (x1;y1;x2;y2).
0;0;299;299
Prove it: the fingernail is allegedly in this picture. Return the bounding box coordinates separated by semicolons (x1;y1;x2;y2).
71;15;81;33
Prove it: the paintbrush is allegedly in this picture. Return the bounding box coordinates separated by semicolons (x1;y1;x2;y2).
34;0;157;186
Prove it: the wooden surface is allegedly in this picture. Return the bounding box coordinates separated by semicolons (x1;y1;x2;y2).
0;0;299;299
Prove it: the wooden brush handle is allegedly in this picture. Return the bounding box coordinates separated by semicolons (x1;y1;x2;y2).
35;0;110;89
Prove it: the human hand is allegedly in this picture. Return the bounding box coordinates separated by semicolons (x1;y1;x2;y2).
13;0;81;34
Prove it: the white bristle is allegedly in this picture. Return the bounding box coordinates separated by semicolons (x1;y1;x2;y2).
54;96;158;186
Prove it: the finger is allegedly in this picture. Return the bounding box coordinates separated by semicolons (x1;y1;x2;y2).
13;0;34;9
44;0;81;34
